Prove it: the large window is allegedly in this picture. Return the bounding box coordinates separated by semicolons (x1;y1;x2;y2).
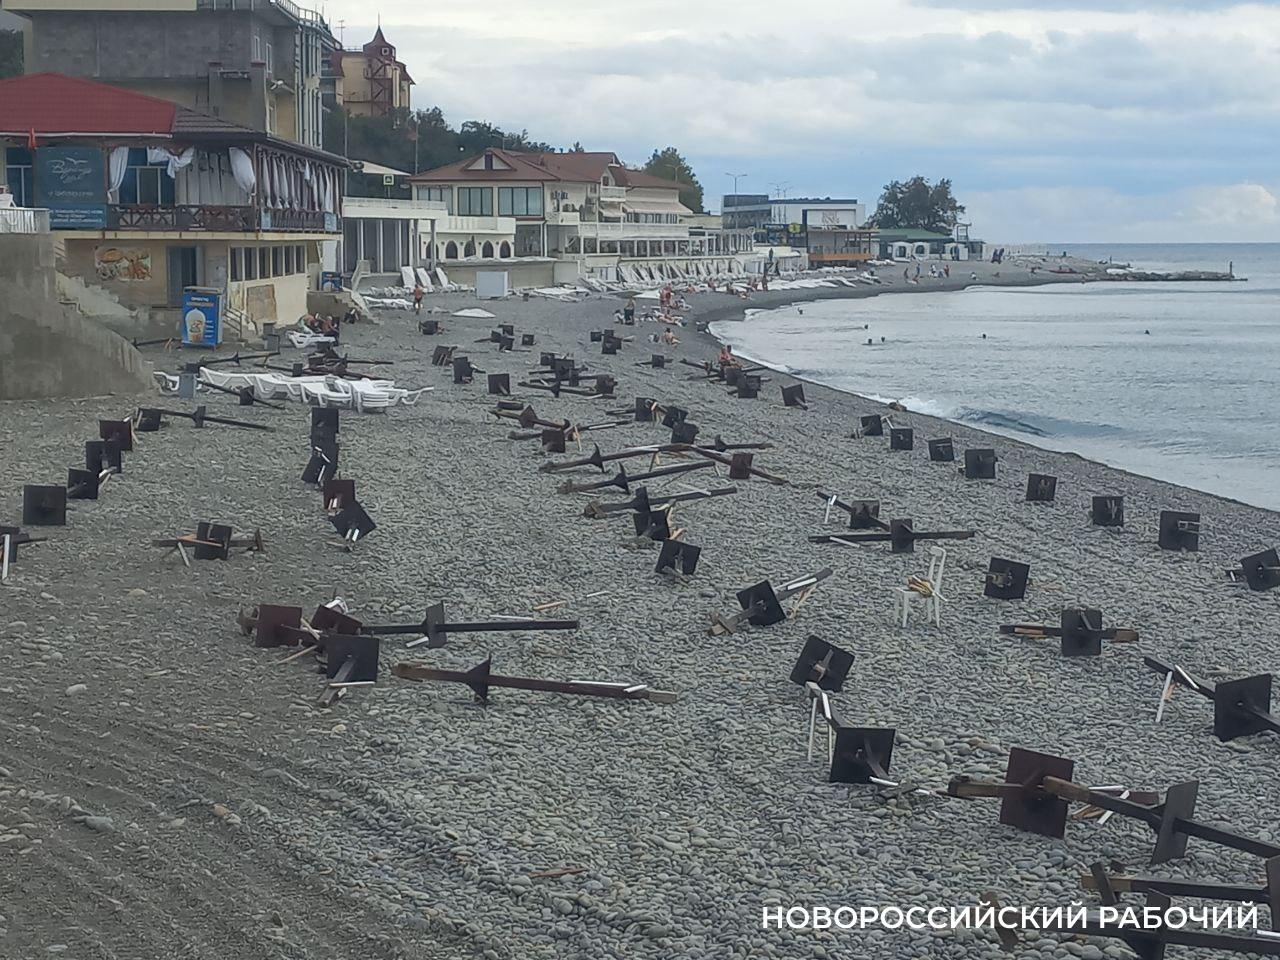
4;147;34;207
457;187;492;217
119;148;175;206
231;244;308;281
416;186;451;213
498;186;543;217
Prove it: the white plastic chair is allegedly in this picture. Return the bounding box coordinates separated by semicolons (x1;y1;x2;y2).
894;546;947;628
805;682;837;762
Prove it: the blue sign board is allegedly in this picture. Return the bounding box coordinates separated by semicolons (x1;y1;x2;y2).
35;147;107;229
181;288;222;348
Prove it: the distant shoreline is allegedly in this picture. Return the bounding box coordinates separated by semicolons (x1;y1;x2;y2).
680;262;1277;515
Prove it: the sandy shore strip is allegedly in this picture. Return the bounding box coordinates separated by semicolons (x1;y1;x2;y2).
1;267;1277;960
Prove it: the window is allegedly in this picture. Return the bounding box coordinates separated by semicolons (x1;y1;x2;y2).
444;241;458;259
265;41;273;75
416;186;451;213
244;247;257;280
272;245;283;276
231;248;243;281
4;147;34;207
258;247;270;278
253;34;261;61
498;187;542;217
284;245;294;275
119;148;174;206
295;244;305;273
456;187;491;216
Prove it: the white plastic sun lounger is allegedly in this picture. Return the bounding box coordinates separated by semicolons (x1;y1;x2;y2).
289;331;335;349
415;267;436;292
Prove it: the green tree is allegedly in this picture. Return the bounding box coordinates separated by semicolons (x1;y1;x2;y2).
642;147;704;213
0;29;22;80
322;104;556;197
866;176;965;232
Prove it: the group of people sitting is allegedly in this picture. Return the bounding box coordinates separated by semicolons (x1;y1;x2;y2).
302;310;353;342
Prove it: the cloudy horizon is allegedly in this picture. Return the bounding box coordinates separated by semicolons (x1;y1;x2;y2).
310;0;1279;243
5;1;1277;241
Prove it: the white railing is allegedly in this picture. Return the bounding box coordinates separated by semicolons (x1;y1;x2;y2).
343;196;449;220
577;220;689;239
543;210;580;226
599;185;626;201
439;215;516;235
0;207;51;234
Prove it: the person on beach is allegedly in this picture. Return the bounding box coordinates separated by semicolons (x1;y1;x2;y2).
321;314;340;343
624;296;636;324
718;344;735;367
413;284;424;313
944;264;950;278
661;328;679;346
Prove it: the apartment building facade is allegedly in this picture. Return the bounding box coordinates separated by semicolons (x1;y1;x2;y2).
3;0;338;149
411;149;750;282
0;72;345;324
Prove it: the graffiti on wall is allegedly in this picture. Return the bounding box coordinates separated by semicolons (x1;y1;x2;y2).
95;247;152;282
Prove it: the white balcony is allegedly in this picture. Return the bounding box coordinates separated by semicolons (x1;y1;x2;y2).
599;185;626;201
343;196;448;221
439;215;516;236
577;220;689;240
0;206;50;234
543;210;581;226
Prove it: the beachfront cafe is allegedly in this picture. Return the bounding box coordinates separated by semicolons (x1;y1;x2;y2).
877;229;971;261
0;72;346;327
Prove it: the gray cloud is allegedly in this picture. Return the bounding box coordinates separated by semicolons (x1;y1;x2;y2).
349;6;1280;240
910;0;1261;8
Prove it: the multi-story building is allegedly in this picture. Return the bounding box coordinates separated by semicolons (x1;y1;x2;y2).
721;193;770;231
410;149;751;283
721;193;874;267
0;72;345;325
2;0;339;149
328;27;413;119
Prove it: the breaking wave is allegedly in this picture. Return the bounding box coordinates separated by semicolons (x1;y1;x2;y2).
860;393;1122;440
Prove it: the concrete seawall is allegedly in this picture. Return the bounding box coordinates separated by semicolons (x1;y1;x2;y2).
0;234;152;400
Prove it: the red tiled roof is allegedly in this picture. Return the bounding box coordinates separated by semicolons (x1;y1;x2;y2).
0;73;177;136
614;167;686;192
410;148;564;183
410;148;685;192
0;72;348;165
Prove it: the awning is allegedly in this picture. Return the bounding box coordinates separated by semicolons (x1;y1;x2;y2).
622;199;692;216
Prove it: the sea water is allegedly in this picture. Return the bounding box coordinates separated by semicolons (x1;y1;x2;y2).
710;243;1280;511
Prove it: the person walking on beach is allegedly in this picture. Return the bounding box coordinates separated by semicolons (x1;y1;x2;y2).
413;283;425;313
944;264;950;278
624;296;636;324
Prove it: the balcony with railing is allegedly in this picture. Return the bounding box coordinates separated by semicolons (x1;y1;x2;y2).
0;206;51;234
109;205;258;232
599;185;626;202
577;220;689;240
104;204;338;233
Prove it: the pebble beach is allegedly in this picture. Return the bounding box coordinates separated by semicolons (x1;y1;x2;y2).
1;264;1278;960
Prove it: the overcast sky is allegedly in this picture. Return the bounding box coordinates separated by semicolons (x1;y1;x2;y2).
21;0;1280;241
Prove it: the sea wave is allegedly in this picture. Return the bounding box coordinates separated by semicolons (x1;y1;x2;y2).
859;393;1124;440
